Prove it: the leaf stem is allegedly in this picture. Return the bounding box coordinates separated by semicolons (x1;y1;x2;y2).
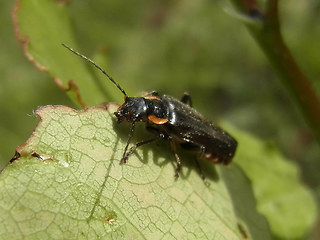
230;0;320;142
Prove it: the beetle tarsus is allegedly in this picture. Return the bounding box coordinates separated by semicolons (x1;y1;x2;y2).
174;168;180;180
170;141;182;180
120;157;127;165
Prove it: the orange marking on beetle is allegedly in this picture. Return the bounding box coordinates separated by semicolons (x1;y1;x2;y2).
210;157;219;163
144;96;161;101
148;115;168;124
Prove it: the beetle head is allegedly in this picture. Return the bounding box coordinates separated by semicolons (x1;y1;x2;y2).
114;97;147;122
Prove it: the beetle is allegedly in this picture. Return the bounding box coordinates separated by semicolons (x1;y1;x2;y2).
62;44;237;179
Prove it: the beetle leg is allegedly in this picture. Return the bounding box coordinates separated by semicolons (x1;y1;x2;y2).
120;122;136;164
193;157;207;183
120;137;160;164
182;143;208;184
169;141;182;179
180;92;192;107
150;91;159;96
120;124;165;164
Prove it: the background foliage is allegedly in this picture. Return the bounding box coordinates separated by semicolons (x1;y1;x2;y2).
0;0;319;239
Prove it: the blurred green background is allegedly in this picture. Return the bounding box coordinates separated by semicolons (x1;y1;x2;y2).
1;0;319;238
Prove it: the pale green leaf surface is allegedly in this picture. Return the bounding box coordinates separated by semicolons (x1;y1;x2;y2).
0;105;271;239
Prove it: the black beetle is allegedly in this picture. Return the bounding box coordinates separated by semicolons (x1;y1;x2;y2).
62;44;237;179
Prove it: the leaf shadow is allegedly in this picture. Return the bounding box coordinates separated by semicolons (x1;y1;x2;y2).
221;164;272;239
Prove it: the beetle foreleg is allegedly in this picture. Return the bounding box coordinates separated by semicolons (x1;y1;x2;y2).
120;122;136;164
120;137;160;164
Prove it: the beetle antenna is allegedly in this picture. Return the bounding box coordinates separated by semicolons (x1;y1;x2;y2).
62;43;127;97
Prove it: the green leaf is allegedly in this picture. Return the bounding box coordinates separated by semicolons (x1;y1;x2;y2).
15;0;115;107
229;125;318;239
0;105;271;239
